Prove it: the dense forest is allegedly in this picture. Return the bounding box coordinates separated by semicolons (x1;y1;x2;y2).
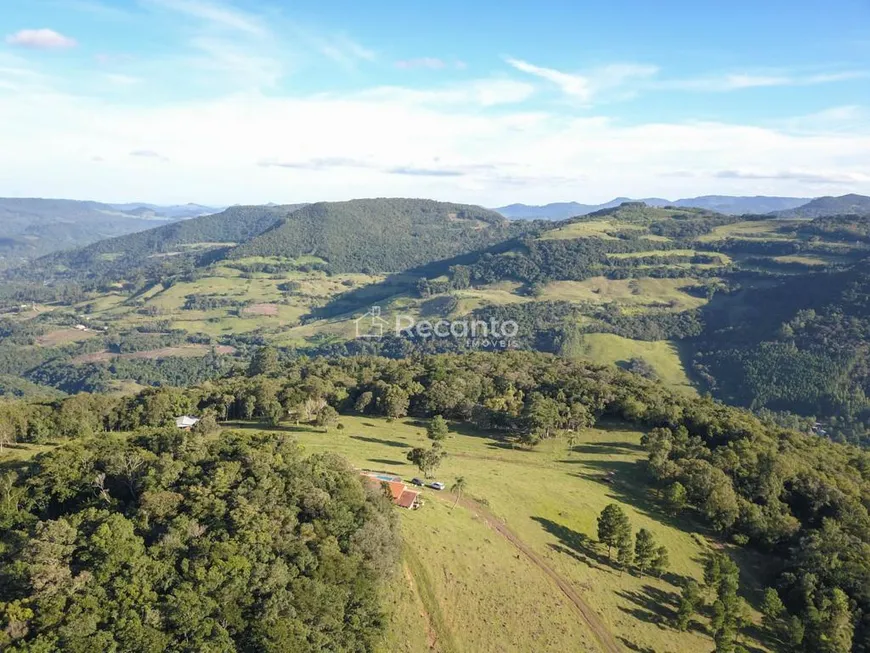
1;350;870;650
0;426;399;651
693;265;870;444
229;198;531;274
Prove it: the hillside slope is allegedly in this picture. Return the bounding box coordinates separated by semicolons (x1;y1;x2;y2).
495;195;810;219
229;198;529;273
0;198;189;268
9;204;305;283
773;193;870;218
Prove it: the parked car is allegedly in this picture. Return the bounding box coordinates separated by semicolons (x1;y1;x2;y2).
429;481;446;490
410;478;424;486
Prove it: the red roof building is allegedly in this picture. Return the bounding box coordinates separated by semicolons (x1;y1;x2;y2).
360;472;421;509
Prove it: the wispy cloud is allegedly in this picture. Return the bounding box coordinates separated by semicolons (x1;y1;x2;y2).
387;166;465;177
664;70;868;92
360;79;535;108
259;157;374;170
5;29;77;50
714;169;869;184
303;32;375;68
146;0;266;36
260;157;495;178
505;57;658;104
188;36;283;88
505;57;592;101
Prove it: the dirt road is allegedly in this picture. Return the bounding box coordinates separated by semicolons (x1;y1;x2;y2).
437;492;623;653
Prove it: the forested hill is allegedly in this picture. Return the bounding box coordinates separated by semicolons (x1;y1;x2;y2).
7;199;532;284
774;193;870;218
7;204;304;284
229;198;529;273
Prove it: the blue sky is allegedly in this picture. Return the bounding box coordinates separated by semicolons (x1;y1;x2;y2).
1;0;868;205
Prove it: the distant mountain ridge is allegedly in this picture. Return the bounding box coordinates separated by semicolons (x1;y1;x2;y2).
772;194;870;218
0;197;222;269
108;202;223;219
11;198;531;284
495;195;811;219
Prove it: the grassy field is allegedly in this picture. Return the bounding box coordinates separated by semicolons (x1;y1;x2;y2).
538;220;648;241
696;219;805;243
566;333;697;395
538;277;709;313
0;412;771;652
243;415;770;653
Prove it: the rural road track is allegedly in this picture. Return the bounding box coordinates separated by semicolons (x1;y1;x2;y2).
436;492;624;653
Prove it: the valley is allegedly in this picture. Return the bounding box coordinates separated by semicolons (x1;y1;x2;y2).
3;197;870;443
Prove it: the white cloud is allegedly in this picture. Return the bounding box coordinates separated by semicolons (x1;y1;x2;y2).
297;31;375;69
1;76;868;206
505;57;592;101
663;70;869;92
5;29;77;50
358;78;536;107
505;57;659;104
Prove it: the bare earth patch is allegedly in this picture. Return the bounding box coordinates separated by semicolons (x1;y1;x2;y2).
241;303;279;316
72;344;236;364
36;329;98;346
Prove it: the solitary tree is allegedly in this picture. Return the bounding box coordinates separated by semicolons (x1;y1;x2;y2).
597;504;631;560
427;415;449;441
449;476;467;510
406;443;447;478
634;528;657;577
315;405;339;431
564;429;580;456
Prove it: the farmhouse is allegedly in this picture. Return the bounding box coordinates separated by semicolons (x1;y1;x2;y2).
175;415;200;430
359;471;421;509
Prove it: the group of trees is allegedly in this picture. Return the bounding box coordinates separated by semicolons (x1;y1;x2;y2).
0;429;400;651
596;504;669;577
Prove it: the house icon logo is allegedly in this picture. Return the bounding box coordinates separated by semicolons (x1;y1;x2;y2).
355;306;390;339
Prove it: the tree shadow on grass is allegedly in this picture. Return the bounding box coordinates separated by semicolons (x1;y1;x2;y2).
367;458;407;467
531;516;615;571
350;435;410;448
570;440;645;455
616;584;679;627
572;459;714;538
223;421;310;433
617;637;656;653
